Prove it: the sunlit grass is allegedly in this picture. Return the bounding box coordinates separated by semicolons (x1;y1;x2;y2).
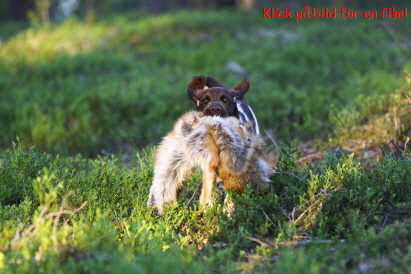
0;6;410;272
1;139;410;272
1;19;108;63
1;10;409;155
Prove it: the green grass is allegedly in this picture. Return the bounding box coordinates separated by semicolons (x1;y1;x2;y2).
1;8;411;273
1;10;409;154
1;141;410;272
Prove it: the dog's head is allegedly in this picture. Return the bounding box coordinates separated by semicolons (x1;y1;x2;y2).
187;76;250;117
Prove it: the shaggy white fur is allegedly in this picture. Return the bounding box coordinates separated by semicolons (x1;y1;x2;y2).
147;111;272;214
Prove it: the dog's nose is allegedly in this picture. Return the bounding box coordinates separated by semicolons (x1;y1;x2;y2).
210;106;222;116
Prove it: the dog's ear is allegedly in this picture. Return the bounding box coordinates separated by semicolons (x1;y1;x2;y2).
231;78;250;99
206;76;229;89
187;76;206;103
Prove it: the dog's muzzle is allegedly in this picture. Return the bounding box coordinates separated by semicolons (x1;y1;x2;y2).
205;103;228;117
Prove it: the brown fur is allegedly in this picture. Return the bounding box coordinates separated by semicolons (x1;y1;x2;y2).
147;111;272;214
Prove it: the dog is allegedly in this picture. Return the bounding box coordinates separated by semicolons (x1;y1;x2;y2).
189;76;260;135
147;76;272;214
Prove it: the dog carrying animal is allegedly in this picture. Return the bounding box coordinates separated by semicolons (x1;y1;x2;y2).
191;76;260;135
147;76;272;214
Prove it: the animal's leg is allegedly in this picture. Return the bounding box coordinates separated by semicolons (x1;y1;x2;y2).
148;150;194;214
197;125;221;209
199;165;216;208
223;192;235;217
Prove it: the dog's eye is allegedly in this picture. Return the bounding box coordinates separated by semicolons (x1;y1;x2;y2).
221;96;229;103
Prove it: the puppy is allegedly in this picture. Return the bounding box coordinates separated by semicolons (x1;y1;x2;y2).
147;77;272;214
